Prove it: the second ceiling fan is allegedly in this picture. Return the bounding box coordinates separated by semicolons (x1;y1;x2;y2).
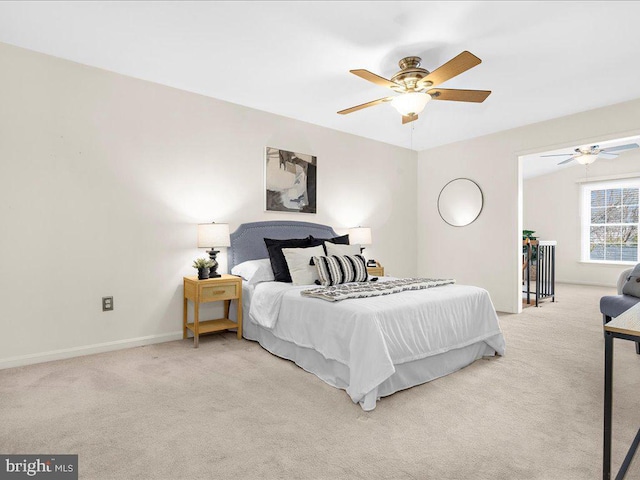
338;51;491;124
542;143;640;165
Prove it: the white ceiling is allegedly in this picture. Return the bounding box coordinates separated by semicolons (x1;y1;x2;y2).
1;1;640;151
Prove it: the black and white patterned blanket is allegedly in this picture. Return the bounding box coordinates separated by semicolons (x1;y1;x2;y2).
300;278;456;302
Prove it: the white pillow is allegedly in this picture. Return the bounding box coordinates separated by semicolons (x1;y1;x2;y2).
325;242;361;256
231;258;275;285
282;245;325;285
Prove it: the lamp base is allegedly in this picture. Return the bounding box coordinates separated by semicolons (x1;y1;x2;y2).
207;249;221;278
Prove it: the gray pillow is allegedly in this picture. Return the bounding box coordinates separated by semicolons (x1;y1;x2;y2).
622;263;640;298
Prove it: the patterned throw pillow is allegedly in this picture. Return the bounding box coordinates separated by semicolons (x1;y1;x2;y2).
312;254;369;286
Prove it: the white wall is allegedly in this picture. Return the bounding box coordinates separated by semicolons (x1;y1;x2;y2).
523;150;640;287
0;43;417;367
417;99;640;313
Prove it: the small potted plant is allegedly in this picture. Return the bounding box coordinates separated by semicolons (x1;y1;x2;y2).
193;258;215;280
522;230;538;281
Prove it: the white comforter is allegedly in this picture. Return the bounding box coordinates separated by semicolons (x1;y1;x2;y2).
249;281;505;406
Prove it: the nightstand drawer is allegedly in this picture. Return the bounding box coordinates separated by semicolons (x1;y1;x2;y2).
367;266;384;276
200;283;238;301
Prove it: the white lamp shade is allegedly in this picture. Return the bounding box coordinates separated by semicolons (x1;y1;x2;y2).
348;227;372;246
576;154;598;165
197;223;230;248
391;92;431;116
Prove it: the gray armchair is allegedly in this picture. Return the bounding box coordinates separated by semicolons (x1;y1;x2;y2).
600;267;640;353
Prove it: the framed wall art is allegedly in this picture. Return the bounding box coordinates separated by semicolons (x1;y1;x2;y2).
265;146;317;214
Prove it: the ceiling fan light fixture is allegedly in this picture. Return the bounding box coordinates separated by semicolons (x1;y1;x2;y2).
391;92;431;116
576;153;598;165
338;51;489;124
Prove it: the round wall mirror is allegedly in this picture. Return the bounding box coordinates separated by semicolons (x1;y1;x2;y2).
437;178;484;227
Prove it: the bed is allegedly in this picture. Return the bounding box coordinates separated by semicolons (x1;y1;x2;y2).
229;220;505;411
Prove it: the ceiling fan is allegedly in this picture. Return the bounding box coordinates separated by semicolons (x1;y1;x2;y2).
541;143;640;165
337;51;491;124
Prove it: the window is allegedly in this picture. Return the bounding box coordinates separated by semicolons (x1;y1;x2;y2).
582;179;640;263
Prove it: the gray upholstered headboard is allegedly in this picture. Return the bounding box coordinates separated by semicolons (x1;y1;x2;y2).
228;220;338;270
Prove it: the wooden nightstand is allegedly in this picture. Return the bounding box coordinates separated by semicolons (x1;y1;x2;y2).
367;262;384;276
183;274;242;348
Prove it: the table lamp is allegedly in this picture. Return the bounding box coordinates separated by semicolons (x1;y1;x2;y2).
348;227;372;253
197;222;231;278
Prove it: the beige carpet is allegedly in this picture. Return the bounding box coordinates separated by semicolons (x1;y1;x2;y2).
2;283;640;479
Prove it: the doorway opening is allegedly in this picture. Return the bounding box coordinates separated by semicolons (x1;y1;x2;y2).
518;134;640;311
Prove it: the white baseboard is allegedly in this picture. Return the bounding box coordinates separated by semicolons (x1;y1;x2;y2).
0;331;183;370
556;280;616;288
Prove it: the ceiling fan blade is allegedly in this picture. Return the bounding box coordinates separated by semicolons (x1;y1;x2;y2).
427;88;491;103
598;152;619;160
337;97;393;115
350;69;404;91
541;153;574;157
601;143;639;153
558;157;577;165
402;114;418;125
417;51;482;88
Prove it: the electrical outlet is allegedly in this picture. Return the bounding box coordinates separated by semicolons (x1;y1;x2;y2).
102;296;114;312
